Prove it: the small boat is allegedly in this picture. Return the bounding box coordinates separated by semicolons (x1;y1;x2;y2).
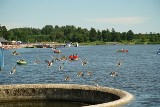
12;50;20;56
157;51;160;55
117;49;128;52
25;45;35;48
74;42;79;47
65;42;79;47
69;55;79;61
52;48;62;53
54;50;62;53
17;60;27;65
70;58;79;61
65;42;71;47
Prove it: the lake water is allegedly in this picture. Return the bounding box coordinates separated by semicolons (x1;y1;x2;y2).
0;45;160;107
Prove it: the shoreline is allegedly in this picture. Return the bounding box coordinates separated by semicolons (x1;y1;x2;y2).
1;42;160;50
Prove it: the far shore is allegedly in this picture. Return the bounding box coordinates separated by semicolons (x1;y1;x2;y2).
1;41;160;50
79;41;160;46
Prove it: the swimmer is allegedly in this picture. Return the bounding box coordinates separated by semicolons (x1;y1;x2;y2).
45;60;54;67
65;76;70;81
77;71;84;77
10;66;16;74
110;72;118;76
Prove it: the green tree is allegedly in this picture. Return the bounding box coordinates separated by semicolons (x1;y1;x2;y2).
120;32;127;41
141;36;146;42
97;30;102;41
0;25;7;39
111;28;117;42
64;25;76;36
78;28;89;42
74;33;84;43
3;24;160;44
127;30;134;41
41;25;54;35
89;28;97;42
102;29;111;42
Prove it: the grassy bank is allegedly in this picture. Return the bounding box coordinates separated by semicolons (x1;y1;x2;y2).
79;41;122;46
79;41;160;46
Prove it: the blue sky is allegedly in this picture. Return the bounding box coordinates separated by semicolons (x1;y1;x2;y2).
0;0;160;33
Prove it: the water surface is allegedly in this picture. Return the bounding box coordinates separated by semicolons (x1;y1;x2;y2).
0;44;160;107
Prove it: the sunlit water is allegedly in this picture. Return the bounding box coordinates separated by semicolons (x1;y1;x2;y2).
0;45;160;107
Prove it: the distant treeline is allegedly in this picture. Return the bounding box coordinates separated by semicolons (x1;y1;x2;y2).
0;24;160;44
